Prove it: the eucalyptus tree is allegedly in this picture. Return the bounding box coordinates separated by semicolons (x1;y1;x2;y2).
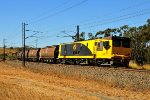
79;32;85;41
95;31;104;38
117;25;129;37
103;28;112;37
88;32;95;39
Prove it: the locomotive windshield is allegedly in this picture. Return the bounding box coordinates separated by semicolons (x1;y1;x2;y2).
112;37;130;48
122;39;130;48
113;39;121;47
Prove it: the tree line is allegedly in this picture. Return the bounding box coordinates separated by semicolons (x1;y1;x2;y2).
78;19;150;65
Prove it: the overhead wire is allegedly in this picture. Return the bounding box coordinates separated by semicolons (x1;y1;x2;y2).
82;10;150;29
48;0;150;33
27;0;71;22
32;9;150;44
88;20;148;34
78;0;150;24
26;0;150;47
81;8;150;27
28;0;89;24
43;8;150;38
27;0;150;37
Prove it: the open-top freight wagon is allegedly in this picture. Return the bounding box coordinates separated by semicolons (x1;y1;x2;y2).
28;48;40;62
39;46;59;63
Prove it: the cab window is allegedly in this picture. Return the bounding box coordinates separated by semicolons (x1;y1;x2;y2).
113;39;121;47
97;42;103;51
122;40;130;48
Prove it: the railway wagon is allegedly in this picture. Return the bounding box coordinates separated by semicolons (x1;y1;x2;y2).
28;48;40;62
17;51;23;60
25;50;29;61
39;46;59;63
17;50;28;61
58;36;131;66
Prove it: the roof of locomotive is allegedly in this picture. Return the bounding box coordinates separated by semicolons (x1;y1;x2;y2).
103;36;130;40
60;36;130;45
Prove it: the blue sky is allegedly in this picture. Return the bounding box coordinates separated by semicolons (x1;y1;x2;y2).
0;0;150;48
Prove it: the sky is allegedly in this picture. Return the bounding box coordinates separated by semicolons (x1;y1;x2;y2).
0;0;150;48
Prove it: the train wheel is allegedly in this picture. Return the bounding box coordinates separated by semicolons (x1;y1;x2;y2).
75;59;80;65
87;59;95;66
123;60;129;67
96;60;102;67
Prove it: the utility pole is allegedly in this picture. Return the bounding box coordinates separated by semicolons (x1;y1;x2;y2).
3;39;6;62
22;22;28;67
76;25;79;41
23;23;26;67
22;23;24;62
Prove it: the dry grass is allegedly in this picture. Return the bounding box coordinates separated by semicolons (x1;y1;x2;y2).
0;62;108;100
0;48;17;55
129;61;150;70
0;61;150;100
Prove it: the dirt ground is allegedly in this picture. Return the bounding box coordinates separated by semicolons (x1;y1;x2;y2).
0;62;150;100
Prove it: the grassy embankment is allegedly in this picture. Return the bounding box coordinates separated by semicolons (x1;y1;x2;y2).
129;61;150;70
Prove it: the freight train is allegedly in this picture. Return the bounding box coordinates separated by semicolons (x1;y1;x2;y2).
17;36;131;67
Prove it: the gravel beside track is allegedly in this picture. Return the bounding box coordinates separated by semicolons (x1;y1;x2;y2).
7;60;150;92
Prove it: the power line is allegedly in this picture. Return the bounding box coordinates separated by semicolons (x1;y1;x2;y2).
28;0;89;24
30;9;150;44
25;0;150;41
79;0;150;24
35;9;150;43
32;19;148;47
26;29;76;41
42;8;150;37
88;21;147;34
25;0;150;47
82;10;150;29
81;8;150;27
27;0;71;22
48;0;150;33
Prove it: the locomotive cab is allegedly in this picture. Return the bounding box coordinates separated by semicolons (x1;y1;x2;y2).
95;36;131;66
112;36;131;66
95;39;112;59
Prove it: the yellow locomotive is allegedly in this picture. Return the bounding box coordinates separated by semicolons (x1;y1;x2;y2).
58;36;131;66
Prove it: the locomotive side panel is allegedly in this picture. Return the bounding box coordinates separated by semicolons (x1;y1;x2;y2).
59;40;95;59
60;43;93;56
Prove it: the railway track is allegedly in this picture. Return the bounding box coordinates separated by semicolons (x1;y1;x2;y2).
37;61;150;73
10;60;150;73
